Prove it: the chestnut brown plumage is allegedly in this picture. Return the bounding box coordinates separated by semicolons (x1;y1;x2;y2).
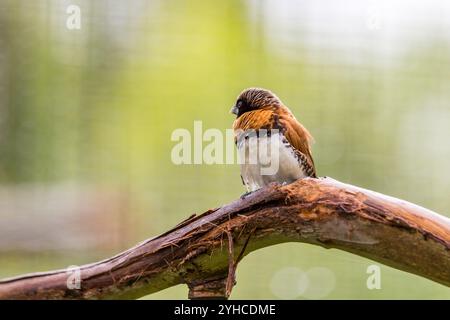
231;88;316;192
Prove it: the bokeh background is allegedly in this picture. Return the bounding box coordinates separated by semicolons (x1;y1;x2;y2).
1;0;450;299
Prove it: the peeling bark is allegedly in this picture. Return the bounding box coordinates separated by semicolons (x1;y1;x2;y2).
0;177;449;300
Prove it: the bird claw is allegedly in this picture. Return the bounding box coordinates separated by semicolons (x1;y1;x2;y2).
240;190;255;199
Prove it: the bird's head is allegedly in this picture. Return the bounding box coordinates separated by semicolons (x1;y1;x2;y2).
230;88;282;118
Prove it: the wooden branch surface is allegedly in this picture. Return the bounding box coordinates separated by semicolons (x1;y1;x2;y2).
0;177;449;299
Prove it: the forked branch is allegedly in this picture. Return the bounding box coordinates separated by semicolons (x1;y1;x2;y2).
0;177;449;299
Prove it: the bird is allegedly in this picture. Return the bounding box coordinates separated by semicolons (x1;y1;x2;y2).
231;88;316;193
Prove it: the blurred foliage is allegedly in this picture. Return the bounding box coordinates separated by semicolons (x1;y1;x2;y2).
0;0;449;299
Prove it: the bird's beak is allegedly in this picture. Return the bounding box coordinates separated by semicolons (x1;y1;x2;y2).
230;105;239;116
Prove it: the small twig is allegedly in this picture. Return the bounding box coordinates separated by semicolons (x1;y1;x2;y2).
224;227;254;297
236;228;255;264
225;229;235;297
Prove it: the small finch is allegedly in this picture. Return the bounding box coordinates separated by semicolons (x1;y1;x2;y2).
231;88;316;192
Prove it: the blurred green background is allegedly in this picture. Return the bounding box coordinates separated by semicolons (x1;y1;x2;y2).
1;0;450;299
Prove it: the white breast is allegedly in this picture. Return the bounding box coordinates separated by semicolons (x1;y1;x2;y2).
236;132;307;192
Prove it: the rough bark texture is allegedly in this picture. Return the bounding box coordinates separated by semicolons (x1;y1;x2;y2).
0;177;449;300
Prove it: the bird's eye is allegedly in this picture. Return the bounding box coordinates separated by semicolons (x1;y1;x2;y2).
237;100;243;108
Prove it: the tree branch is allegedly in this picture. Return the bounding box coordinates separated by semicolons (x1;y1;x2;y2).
0;177;449;299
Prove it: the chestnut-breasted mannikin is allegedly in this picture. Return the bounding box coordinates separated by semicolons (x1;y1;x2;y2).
231;88;316;192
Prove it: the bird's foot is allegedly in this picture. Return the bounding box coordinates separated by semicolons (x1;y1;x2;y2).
240;190;256;199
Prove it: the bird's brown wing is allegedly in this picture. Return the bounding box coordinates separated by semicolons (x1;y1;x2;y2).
277;108;317;178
